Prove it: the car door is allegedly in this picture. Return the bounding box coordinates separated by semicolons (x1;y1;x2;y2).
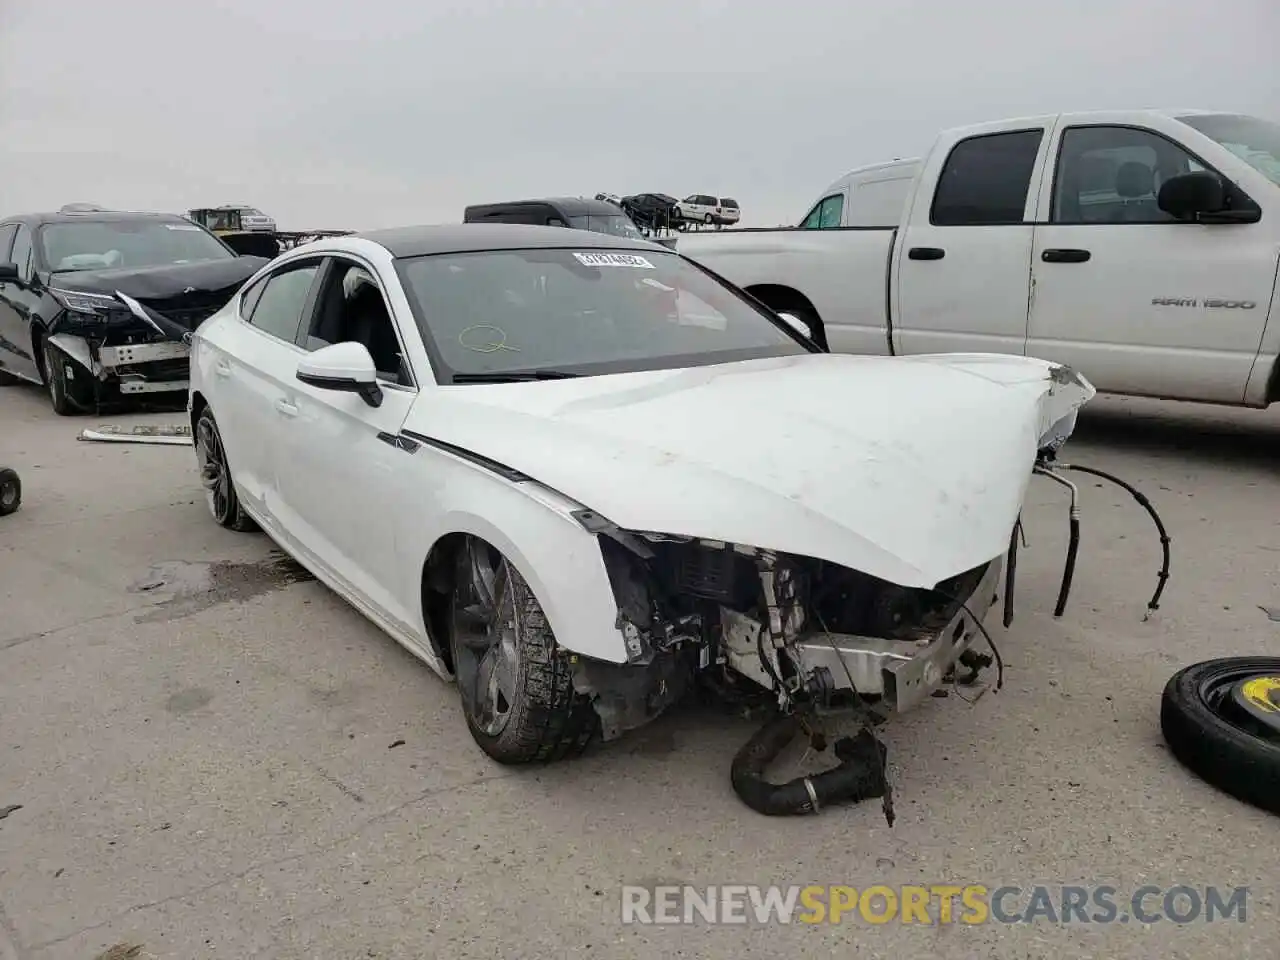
1027;119;1275;403
207;257;324;523
0;224;43;381
893;122;1054;356
271;255;422;637
0;223;22;376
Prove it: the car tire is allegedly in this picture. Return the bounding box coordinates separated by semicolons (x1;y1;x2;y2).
0;468;20;517
703;213;713;225
450;538;599;764
1160;656;1280;815
42;340;87;416
194;406;257;532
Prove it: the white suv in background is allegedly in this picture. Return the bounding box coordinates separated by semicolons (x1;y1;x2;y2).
674;195;740;227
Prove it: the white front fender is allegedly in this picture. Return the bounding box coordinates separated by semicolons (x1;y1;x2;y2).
413;464;633;665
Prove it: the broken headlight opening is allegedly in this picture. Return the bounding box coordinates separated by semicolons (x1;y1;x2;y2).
49;287;122;323
573;458;1173;824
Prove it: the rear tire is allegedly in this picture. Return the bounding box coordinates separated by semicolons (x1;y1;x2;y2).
450;538;598;764
0;468;20;516
787;307;827;350
194;407;257;532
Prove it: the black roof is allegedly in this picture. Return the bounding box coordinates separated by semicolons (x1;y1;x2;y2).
465;196;624;219
358;223;670;259
1;209;192;228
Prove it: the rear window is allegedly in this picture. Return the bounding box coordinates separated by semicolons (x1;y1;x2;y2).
720;198;739;208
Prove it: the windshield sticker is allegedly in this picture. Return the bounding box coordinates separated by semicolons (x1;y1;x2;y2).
572;252;655;269
165;223;203;231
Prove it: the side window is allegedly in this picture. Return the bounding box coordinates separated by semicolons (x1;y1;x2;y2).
239;275;268;319
10;226;34;282
930;129;1044;226
304;258;412;386
0;224;17;261
800;194;844;230
244;263;320;343
1052;125;1208;225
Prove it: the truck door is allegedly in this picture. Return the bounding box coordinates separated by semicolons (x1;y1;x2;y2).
892;121;1053;356
1027;118;1275;404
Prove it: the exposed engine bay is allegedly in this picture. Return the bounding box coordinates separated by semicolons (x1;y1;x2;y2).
571;448;1171;823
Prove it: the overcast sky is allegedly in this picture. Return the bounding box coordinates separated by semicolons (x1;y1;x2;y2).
1;0;1275;230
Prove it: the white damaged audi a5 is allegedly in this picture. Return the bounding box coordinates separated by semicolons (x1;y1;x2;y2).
187;223;1094;764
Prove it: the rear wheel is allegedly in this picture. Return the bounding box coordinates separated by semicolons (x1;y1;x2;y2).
703;213;713;225
194;407;256;532
450;538;598;764
1161;656;1280;815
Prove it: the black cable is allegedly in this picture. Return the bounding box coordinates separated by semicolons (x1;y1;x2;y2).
1003;516;1019;628
1053;513;1081;618
1059;463;1172;616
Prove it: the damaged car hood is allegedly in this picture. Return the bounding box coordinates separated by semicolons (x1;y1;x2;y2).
410;353;1094;588
50;256;269;301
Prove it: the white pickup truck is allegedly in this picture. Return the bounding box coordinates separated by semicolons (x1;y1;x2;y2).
678;110;1280;408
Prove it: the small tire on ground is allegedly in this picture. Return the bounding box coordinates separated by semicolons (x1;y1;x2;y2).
1160;656;1280;815
0;468;21;516
451;542;599;764
42;339;87;416
194;407;257;532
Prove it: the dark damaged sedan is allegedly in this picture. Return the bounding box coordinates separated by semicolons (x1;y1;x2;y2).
0;206;268;414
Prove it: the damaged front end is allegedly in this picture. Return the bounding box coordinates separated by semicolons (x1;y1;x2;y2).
43;259;266;405
572;519;1004;742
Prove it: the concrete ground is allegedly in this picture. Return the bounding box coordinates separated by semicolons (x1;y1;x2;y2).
1;380;1277;960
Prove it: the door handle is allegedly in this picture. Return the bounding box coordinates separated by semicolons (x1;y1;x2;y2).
907;247;945;261
214;361;232;378
1041;248;1091;263
275;398;299;418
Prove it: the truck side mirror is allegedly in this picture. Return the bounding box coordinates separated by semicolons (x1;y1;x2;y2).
1158;171;1261;224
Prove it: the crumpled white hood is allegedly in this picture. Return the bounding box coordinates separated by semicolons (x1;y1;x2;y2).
409;353;1094;588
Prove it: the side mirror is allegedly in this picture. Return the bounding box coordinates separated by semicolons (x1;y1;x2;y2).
1155;170;1260;223
0;262;18;283
776;312;810;339
296;341;383;407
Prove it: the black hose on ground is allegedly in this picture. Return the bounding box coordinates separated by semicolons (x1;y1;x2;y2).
730;713;890;821
1003;517;1019;628
1060;463;1171;617
1053;513;1081;618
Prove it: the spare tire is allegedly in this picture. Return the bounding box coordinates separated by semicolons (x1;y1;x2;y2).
1160;656;1280;815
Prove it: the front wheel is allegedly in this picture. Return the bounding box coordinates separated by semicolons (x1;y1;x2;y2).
194;407;257;532
43;340;87;416
450;538;598;764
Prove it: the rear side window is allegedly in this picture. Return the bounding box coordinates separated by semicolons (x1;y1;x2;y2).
800;194;844;229
244;263;320;343
720;198;739;208
930;129;1044;226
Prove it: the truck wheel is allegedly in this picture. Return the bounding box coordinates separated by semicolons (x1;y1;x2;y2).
42;340;87;416
194;407;257;532
703;213;713;225
0;468;20;516
450;537;599;764
1161;656;1280;815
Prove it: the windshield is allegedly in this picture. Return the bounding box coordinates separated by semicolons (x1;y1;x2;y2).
395;247;810;382
1178;113;1280;187
567;214;645;239
40;220;234;272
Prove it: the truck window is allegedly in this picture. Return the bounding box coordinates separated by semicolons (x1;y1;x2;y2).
1051;126;1211;225
930;129;1043;226
800;194;843;229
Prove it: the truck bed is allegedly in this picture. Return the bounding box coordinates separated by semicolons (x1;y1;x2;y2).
676;226;898;356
